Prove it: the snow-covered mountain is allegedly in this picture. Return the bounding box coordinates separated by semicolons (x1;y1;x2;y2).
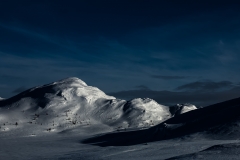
0;77;196;135
2;77;240;159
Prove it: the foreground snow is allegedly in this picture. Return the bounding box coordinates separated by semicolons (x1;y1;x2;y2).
1;132;240;160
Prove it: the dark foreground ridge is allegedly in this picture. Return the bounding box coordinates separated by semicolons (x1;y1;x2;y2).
82;97;240;146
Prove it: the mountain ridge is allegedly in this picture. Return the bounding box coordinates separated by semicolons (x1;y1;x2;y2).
0;77;196;135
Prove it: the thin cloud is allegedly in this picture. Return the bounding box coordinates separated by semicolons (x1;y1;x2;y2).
135;85;150;90
151;75;186;80
176;81;234;91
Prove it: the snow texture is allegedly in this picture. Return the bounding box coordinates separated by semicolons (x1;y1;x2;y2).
1;77;240;159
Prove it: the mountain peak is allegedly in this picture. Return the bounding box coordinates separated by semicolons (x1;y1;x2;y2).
0;77;114;108
54;77;88;87
169;103;197;116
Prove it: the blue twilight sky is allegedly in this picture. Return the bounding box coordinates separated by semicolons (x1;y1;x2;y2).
1;0;240;106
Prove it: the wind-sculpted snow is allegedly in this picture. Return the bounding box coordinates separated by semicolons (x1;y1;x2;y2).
0;77;177;135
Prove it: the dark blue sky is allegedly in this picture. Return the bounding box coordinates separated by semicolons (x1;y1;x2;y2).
1;0;240;106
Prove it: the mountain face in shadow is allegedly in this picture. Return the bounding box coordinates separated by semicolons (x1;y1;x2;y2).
82;97;240;146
